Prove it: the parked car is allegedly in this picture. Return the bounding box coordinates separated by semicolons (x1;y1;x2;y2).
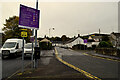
24;43;35;57
0;38;26;59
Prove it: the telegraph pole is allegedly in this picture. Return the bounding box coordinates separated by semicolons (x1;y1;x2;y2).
99;28;101;42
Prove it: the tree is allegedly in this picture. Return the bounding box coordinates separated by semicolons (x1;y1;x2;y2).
61;35;67;42
102;36;110;42
2;16;32;42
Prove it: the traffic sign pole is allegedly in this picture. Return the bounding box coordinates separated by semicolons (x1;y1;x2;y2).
34;0;38;68
31;30;34;68
20;29;27;73
22;36;24;73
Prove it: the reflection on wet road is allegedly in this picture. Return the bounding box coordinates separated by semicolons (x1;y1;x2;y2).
40;57;52;65
40;50;54;65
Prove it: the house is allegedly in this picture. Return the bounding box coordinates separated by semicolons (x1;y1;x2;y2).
87;39;95;48
83;33;110;48
110;32;120;48
90;33;110;42
63;34;84;48
52;41;63;47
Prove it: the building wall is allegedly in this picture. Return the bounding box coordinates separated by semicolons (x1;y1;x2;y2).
110;33;120;48
65;37;84;48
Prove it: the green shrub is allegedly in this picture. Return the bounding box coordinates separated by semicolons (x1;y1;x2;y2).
98;41;113;48
39;42;52;50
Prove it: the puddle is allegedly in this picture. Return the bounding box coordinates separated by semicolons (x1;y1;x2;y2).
40;57;52;65
40;50;54;57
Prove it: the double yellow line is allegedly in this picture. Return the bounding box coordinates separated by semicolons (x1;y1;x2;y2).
55;48;101;80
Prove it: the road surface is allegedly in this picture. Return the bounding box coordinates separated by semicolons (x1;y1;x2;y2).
1;54;31;79
56;47;120;79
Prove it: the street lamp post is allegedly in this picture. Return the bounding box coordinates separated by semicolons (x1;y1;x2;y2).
49;28;55;38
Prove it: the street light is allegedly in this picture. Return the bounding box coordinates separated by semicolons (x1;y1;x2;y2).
49;28;55;38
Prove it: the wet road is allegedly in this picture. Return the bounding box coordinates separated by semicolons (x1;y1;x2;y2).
1;50;55;79
56;47;120;79
1;54;31;79
10;50;88;79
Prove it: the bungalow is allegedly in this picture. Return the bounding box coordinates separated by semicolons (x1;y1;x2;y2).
63;34;84;48
86;36;99;48
52;41;63;47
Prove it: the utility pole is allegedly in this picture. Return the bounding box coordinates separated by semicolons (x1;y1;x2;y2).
49;28;50;38
99;28;101;42
49;28;55;38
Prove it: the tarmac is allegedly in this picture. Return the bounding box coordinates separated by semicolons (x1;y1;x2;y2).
5;50;89;80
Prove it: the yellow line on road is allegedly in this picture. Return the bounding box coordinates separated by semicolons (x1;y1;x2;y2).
55;48;101;80
83;53;120;62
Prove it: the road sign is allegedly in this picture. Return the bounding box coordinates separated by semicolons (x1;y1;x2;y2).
20;29;27;31
21;31;27;37
30;36;34;42
19;4;40;29
84;39;87;43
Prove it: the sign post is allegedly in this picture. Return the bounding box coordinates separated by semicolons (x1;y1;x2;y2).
30;35;34;68
84;39;87;50
19;4;40;70
35;0;39;68
20;29;27;72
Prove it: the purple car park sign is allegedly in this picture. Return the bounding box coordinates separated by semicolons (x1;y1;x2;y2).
19;4;40;29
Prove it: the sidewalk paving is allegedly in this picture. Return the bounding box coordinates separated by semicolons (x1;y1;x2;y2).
6;50;89;80
72;49;120;61
86;50;120;60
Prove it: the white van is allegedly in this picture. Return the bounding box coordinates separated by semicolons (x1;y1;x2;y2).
0;38;26;59
24;43;35;57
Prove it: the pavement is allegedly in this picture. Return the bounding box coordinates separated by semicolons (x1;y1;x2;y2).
86;50;120;61
5;50;89;80
71;49;120;61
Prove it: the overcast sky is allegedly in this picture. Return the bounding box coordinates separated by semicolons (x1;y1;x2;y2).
0;0;119;37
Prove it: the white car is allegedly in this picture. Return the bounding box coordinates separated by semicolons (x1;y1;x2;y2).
24;43;35;57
